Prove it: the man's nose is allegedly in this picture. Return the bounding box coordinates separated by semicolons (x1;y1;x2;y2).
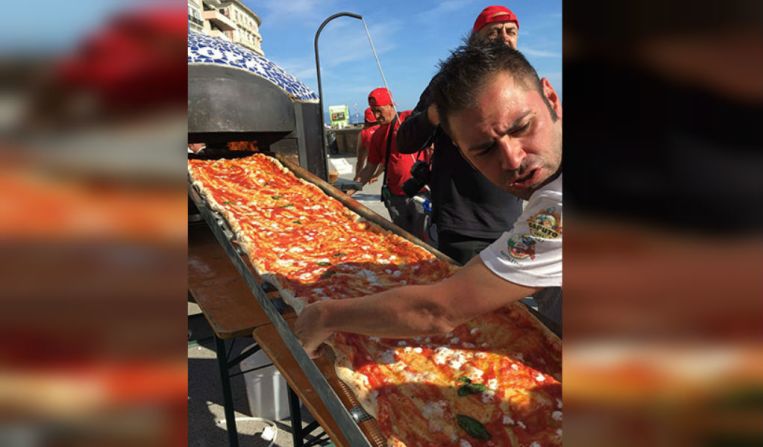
498;137;525;171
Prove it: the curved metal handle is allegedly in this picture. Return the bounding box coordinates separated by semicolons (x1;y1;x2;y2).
314;12;364;155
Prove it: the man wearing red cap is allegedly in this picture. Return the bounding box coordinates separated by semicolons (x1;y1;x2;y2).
468;5;519;47
352;87;430;239
397;5;523;266
353;107;381;182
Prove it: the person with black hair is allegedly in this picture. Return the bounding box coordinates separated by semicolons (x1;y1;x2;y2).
296;44;562;354
396;5;524;265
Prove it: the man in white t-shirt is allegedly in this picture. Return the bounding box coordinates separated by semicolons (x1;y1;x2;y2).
296;44;562;355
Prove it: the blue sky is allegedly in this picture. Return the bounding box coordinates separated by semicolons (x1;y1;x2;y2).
246;0;562;122
0;0;164;54
1;1;560;125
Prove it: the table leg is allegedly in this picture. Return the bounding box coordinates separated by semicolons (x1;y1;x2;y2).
288;385;303;447
215;336;239;447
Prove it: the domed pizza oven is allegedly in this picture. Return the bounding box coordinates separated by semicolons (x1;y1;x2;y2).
187;31;327;180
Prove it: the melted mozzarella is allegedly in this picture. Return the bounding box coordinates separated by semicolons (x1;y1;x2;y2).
465;366;484;382
433;347;452;366
447;351;467;370
358;269;381;285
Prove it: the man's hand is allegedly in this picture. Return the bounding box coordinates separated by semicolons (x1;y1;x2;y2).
294;302;333;358
426;103;440;126
347;177;367;196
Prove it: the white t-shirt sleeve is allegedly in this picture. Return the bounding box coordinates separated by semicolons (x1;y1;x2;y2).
479;177;562;288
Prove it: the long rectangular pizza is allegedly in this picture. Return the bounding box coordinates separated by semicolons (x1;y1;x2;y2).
188;154;561;447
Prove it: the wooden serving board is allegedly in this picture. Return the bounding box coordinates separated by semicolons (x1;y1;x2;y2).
189;223;295;339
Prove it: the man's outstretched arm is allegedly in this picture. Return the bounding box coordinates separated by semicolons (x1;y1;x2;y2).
295;256;538;355
350;162;380;194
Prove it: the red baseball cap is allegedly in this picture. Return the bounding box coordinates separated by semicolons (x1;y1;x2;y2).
472;5;519;33
364;107;377;123
368;87;393;107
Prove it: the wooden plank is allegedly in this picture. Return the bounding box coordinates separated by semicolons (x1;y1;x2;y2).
189;223;294;339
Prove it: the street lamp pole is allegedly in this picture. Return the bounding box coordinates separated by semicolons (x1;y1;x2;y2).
314;12;363;154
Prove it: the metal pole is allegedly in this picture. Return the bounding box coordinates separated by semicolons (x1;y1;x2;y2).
314;12;363;155
215;336;239;447
288;386;304;447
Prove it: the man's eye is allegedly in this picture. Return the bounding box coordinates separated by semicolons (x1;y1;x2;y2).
474;142;496;156
511;122;531;136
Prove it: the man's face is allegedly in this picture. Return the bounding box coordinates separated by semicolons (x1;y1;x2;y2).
476;21;518;48
447;73;562;199
371;104;396;125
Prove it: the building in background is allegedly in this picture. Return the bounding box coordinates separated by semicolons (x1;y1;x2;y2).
188;0;204;33
188;0;264;56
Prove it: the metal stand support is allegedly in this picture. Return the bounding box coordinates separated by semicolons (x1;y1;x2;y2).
288;386;304;447
215;336;240;447
214;335;267;447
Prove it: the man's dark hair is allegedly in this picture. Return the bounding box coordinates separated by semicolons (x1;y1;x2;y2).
465;29;486;48
430;43;554;133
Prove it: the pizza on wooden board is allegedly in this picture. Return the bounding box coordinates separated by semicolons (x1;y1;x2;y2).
331;305;561;447
189;155;562;446
188;155;454;312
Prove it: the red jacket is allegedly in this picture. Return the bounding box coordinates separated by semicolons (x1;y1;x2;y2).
367;111;430;196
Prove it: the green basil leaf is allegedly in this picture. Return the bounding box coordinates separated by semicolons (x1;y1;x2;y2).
317;261;331;266
457;383;488;396
457;386;472;396
471;383;487;392
293;220;302;224
457;376;472;384
271;195;282;200
456;414;491;440
332;252;345;257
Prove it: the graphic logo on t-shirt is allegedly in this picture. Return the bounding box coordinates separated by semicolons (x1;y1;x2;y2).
528;208;562;239
507;233;537;260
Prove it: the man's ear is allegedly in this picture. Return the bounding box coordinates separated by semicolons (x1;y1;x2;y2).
541;78;562;120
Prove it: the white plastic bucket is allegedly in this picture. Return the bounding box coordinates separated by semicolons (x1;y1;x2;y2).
240;347;290;421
